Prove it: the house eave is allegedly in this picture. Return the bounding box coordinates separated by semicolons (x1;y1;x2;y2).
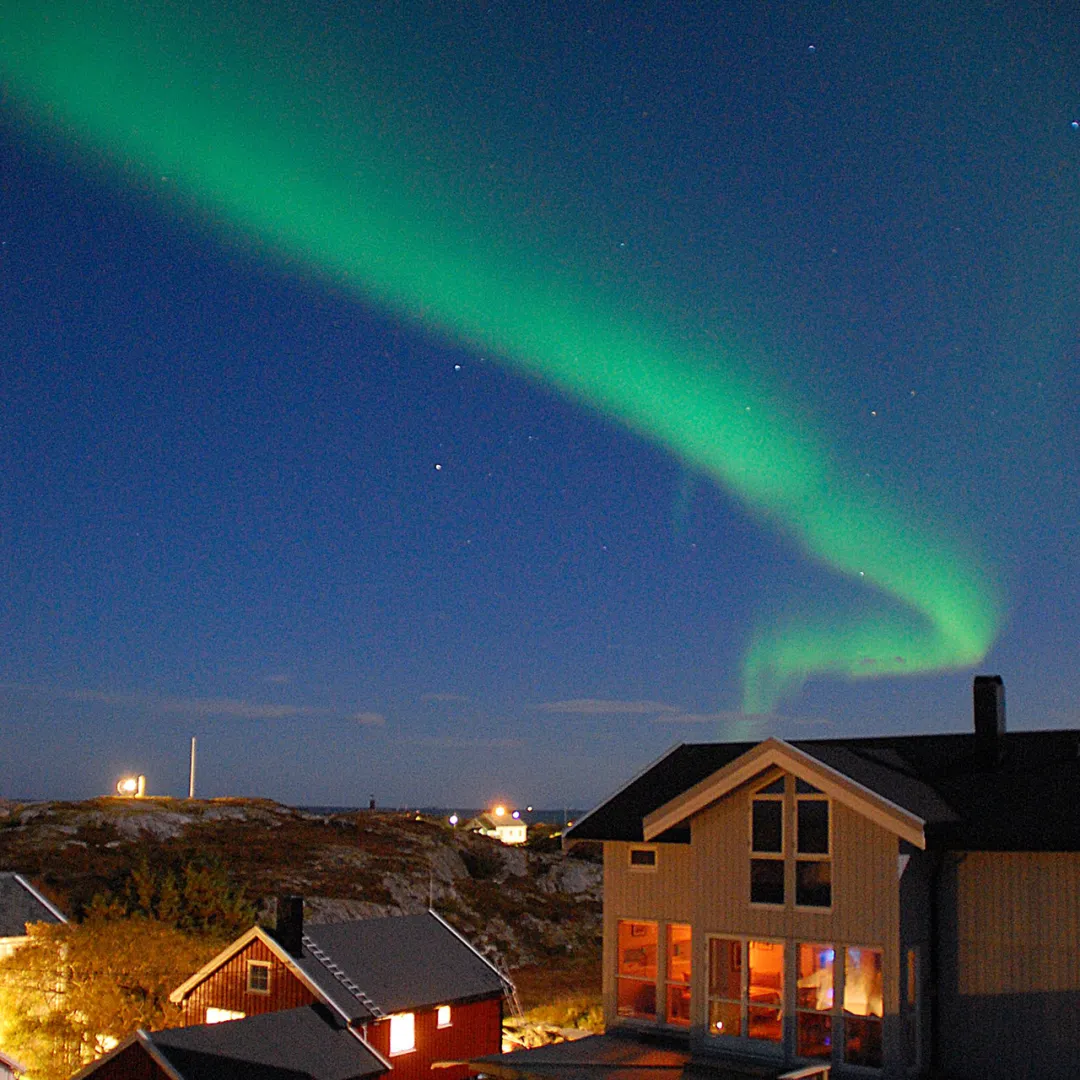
643;736;927;849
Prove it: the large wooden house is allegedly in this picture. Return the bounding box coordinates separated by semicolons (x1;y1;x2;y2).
551;676;1080;1080
170;904;510;1080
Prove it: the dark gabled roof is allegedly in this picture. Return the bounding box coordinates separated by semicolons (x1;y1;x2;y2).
149;1005;386;1080
298;911;509;1018
0;872;66;937
566;730;1080;851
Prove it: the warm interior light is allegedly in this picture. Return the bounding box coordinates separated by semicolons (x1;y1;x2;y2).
389;1013;415;1055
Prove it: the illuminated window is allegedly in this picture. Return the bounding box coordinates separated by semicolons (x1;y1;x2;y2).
206;1007;246;1024
437;1004;452;1028
751;777;784;905
616;920;657;1021
707;937;783;1043
844;947;883;1067
628;847;657;870
389;1012;416;1055
246;961;271;994
665;924;691;1026
796;943;834;1058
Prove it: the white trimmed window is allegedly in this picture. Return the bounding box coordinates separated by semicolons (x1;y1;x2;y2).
795;779;831;909
246;960;271;994
707;937;784;1043
628;846;658;871
206;1007;246;1024
437;1004;452;1028
389;1012;416;1055
750;777;785;905
616;920;658;1021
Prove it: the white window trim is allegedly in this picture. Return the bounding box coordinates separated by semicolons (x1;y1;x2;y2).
616;919;660;1024
246;960;271;995
436;1004;452;1028
794;790;833;913
628;845;659;872
705;934;785;1052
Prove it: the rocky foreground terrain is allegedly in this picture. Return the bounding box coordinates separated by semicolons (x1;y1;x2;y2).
0;797;601;976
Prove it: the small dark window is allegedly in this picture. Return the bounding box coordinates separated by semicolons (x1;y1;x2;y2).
795;778;823;794
247;961;270;994
796;860;832;907
630;848;657;868
751;859;785;905
758;777;785;795
752;800;783;853
797;800;829;854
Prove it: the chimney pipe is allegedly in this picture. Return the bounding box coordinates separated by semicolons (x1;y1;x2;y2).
276;894;304;957
973;675;1005;761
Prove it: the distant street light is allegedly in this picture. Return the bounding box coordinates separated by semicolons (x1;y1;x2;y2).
493;805;506;817
116;775;145;797
448;814;459;826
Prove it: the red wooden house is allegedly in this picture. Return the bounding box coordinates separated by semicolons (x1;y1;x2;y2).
169;903;510;1080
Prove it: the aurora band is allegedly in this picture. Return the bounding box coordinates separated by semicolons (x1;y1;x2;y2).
0;2;1001;712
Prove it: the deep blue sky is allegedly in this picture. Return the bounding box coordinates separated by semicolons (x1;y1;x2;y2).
1;1;1078;807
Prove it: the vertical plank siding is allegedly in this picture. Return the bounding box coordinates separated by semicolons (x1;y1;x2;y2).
603;772;902;1068
364;997;503;1080
938;851;1080;1080
181;937;316;1025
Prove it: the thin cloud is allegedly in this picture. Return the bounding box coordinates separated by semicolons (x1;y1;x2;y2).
262;674;291;685
2;684;376;723
405;735;525;750
531;698;683;716
350;712;386;726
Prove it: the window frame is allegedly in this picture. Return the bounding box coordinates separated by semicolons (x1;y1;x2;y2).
749;776;786;908
388;1012;416;1056
794;784;832;912
628;845;659;872
616;919;659;1023
436;1004;452;1028
246;960;271;995
664;923;692;1027
706;935;785;1051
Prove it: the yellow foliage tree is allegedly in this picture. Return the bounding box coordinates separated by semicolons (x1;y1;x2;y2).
0;915;218;1080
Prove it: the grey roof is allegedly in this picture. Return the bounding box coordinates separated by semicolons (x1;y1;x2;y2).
0;873;65;937
566;730;1080;850
149;1005;386;1080
296;912;508;1020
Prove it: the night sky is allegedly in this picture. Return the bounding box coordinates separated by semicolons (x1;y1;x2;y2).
1;1;1077;808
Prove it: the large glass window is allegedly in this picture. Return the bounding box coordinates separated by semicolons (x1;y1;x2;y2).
617;920;658;1021
665;924;691;1026
796;944;835;1058
707;938;783;1044
707;937;742;1038
844;947;883;1067
751;778;785;905
795;782;831;908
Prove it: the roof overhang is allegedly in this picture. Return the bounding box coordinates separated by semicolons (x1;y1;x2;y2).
643;737;926;849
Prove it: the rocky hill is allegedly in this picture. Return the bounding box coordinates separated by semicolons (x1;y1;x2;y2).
0;797;601;974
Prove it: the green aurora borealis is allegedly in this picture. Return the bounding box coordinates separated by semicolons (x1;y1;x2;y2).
0;2;1002;713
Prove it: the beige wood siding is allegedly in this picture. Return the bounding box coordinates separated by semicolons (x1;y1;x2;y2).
603;841;694;1025
602;772;903;1050
939;851;1080;1080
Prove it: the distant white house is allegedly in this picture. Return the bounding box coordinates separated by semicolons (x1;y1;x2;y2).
466;812;527;845
0;872;67;961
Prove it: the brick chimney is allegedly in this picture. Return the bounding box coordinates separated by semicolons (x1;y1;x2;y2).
973;675;1005;762
276;894;304;957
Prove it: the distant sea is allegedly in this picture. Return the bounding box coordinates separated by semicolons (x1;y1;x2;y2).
299;806;585;827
